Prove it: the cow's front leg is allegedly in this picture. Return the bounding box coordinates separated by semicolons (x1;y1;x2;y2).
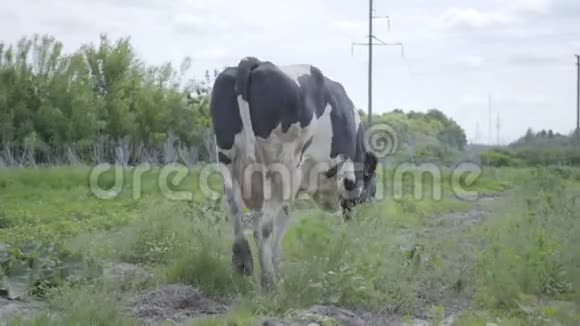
272;204;290;272
224;184;253;276
253;206;281;289
340;198;354;221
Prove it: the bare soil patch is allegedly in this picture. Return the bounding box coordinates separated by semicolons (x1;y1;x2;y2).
0;297;46;324
128;284;228;325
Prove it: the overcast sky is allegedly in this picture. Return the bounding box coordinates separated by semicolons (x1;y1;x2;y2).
2;0;580;144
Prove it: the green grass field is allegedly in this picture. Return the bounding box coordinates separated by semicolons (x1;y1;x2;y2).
0;164;579;325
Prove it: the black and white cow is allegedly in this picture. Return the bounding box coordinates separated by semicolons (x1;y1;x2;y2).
210;57;378;287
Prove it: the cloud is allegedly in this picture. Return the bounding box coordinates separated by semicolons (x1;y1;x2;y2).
432;55;488;72
172;13;229;34
433;0;559;35
455;55;486;67
506;53;566;66
333;20;366;33
437;8;517;30
195;48;227;59
551;0;580;18
74;0;167;9
42;15;101;34
505;0;552;14
174;13;204;27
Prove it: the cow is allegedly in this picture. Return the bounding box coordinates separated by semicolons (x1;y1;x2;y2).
209;57;378;288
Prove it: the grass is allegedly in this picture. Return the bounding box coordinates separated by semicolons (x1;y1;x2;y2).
1;164;580;325
5;283;138;326
470;169;580;318
0;164;222;245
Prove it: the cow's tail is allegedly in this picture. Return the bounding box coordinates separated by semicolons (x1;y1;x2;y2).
235;57;261;162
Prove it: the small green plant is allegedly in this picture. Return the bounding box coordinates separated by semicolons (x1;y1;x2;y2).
427;305;445;325
0;209;13;229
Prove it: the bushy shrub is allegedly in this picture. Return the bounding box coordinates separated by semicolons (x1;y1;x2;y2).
480;150;521;167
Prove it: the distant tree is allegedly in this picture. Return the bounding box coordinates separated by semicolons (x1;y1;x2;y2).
426;109;447;123
438;123;467;151
524;128;534;141
369;108;468;165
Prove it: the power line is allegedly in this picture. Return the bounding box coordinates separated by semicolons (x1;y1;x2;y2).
351;0;404;126
488;93;492;145
474;121;481;144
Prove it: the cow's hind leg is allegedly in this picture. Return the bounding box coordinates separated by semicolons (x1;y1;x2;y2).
224;183;253;276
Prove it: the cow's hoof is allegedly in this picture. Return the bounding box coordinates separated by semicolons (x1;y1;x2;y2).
232;237;253;276
342;208;353;221
260;273;275;290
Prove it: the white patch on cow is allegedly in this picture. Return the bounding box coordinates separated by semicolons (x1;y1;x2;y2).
302;103;333;163
337;157;362;198
340;158;356;183
278;64;312;86
236;95;257;161
295;103;348;210
254;113;317;198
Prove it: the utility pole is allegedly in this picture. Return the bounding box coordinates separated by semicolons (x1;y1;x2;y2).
368;0;373;125
576;55;580;145
496;112;501;146
352;1;404;127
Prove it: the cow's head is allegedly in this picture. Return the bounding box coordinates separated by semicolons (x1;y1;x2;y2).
340;151;378;220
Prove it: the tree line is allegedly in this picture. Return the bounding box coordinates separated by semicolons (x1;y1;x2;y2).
0;34;215;167
480;128;580;167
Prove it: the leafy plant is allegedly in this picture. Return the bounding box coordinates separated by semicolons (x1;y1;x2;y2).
0;241;101;299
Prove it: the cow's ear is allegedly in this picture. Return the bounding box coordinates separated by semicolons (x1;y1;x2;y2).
364;151;378;175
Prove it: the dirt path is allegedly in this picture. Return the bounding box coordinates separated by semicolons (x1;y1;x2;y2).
429;195;498;229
